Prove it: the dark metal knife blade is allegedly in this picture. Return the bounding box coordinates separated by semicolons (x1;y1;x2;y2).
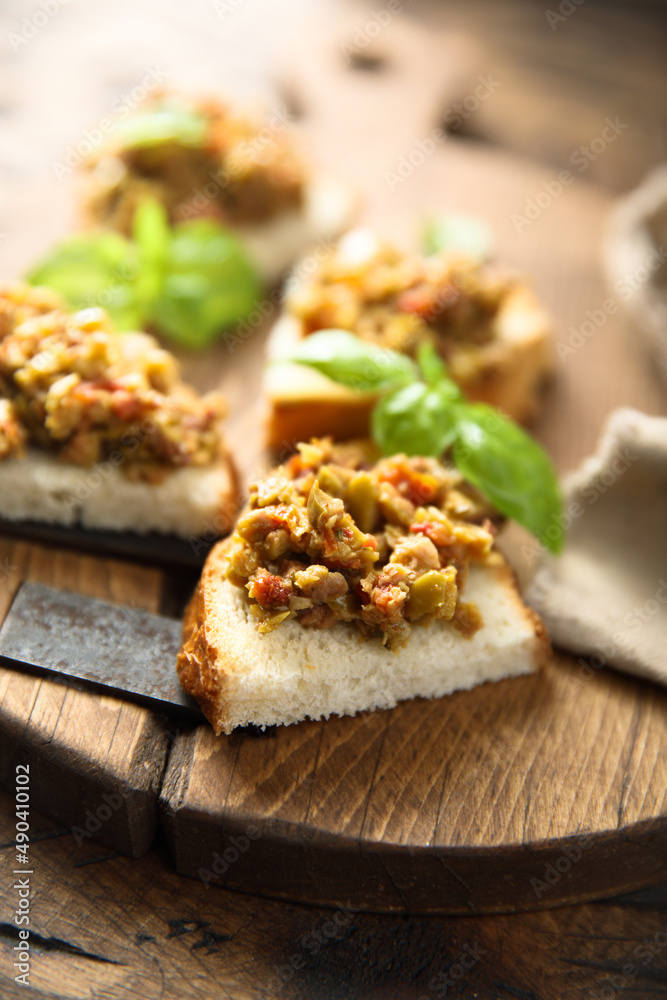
0;582;202;719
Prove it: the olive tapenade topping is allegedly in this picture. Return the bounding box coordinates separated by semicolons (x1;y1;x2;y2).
0;285;225;479
224;438;496;649
287;233;514;362
84;94;307;233
0;283;64;343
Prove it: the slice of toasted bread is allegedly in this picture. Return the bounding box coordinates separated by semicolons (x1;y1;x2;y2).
0;286;240;541
177;539;549;735
0;445;238;540
264;283;553;450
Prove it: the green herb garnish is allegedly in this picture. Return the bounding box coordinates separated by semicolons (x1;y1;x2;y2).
284;334;564;552
283;329;417;392
26;232;143;330
153;219;264;349
108;104;209;149
422;213;494;260
27;199;261;349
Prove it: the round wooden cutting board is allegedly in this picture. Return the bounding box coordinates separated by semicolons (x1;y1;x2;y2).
0;32;666;916
159;647;667;915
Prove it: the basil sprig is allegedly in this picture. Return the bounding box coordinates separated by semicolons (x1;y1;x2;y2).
27;199;261;350
453;406;562;551
285;334;564;553
371;380;459;457
282;330;417;391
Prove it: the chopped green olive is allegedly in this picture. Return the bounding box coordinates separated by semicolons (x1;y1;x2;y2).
307;481;340;527
317;465;346;498
407;570;453;619
345;472;379;533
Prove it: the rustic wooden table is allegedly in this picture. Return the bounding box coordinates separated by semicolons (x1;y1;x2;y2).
1;0;667;997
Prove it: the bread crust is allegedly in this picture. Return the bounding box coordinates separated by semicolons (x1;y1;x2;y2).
178;573;226;735
264;285;553;449
178;538;235;734
502;558;552;672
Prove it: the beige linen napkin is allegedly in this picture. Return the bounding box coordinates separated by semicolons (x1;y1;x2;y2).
605;165;667;388
527;408;667;686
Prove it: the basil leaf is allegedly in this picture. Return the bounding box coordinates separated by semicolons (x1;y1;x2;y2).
422;214;493;260
372;382;458;457
150;219;261;349
417;342;447;387
452;403;564;553
132;199;169;313
109;105;208;149
27;203;260;347
416;343;463;406
286;331;417;392
27;232;144;330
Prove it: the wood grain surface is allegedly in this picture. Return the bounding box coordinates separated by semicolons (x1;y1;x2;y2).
0;0;666;991
0;0;665;917
161;653;667;914
0;539;172;858
2;792;667;999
